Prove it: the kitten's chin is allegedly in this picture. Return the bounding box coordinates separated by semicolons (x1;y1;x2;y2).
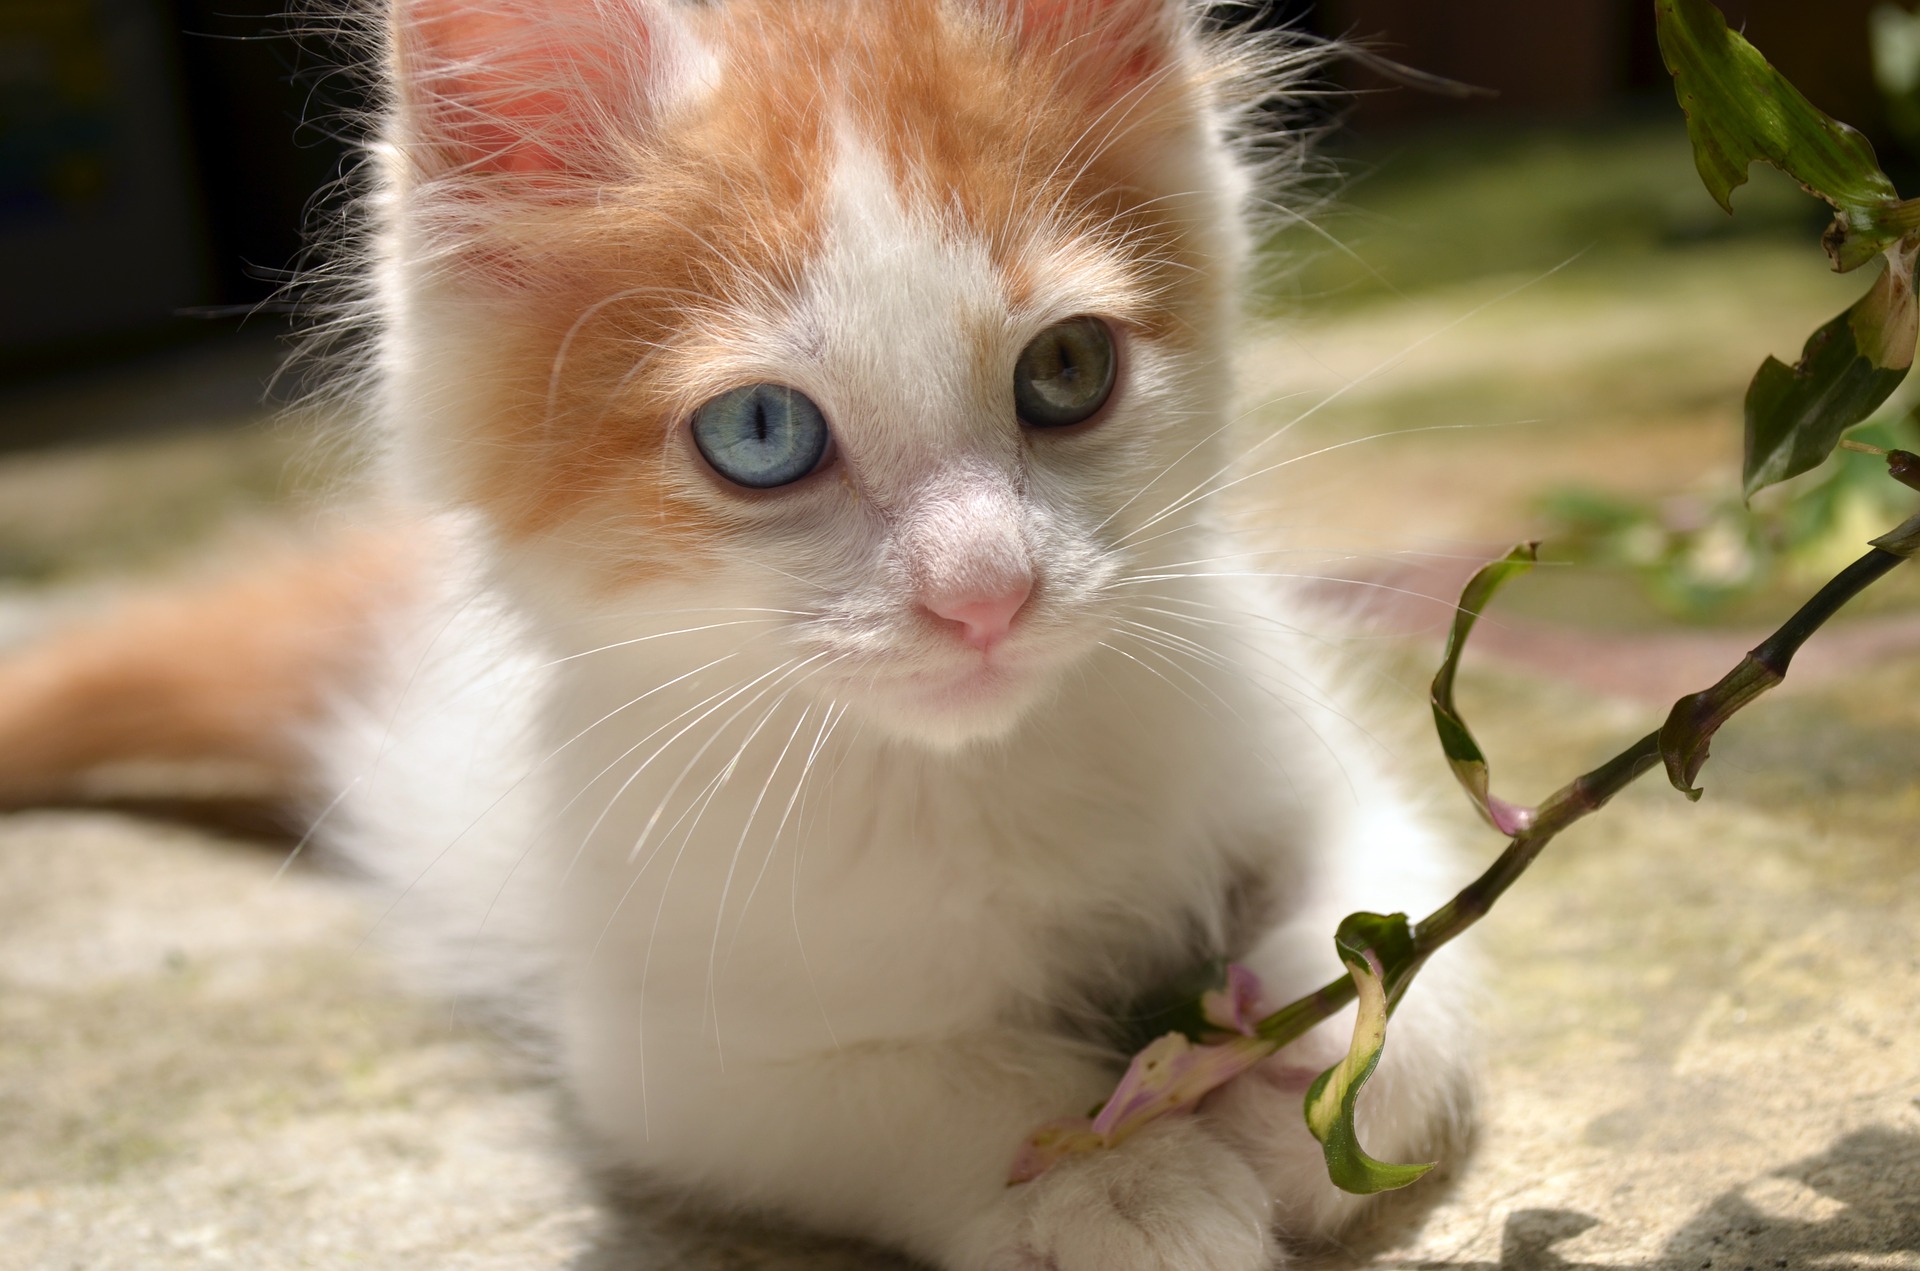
850;660;1061;752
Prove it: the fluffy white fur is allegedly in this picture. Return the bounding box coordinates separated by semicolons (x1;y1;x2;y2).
320;2;1475;1267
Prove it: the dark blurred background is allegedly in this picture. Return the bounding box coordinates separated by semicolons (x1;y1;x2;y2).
2;2;363;370
0;0;1901;436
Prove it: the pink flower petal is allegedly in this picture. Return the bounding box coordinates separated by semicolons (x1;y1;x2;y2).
1488;794;1536;837
1200;962;1266;1037
1090;1032;1276;1141
1009;967;1281;1185
1008;1117;1106;1185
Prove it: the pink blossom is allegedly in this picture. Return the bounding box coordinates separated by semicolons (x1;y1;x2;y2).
1007;1117;1106;1185
1010;966;1282;1185
1200;962;1265;1037
1089;1031;1275;1139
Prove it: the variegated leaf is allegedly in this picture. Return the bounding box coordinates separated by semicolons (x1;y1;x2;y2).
1303;913;1434;1196
1431;544;1539;836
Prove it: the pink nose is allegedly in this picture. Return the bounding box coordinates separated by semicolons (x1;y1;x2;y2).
925;581;1032;651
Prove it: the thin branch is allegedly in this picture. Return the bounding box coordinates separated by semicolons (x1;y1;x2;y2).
1245;517;1914;1052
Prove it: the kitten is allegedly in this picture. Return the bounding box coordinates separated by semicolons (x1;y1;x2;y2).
0;1;1474;1266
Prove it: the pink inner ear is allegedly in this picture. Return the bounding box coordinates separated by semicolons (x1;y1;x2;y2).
1006;0;1173;104
395;0;654;181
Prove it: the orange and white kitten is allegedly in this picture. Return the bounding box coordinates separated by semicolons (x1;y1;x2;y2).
0;1;1475;1266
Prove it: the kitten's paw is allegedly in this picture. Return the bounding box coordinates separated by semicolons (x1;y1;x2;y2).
980;1118;1275;1271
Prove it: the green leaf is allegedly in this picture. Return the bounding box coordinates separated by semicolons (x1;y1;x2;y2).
1743;249;1918;498
1658;0;1920;498
1431;544;1539;836
1303;913;1433;1196
1656;0;1905;271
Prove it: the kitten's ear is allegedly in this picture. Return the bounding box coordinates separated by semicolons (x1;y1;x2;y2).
991;0;1188;108
391;0;681;186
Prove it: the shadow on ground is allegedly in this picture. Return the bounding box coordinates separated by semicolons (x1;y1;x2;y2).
572;1208;918;1271
1376;1127;1920;1271
558;1127;1920;1271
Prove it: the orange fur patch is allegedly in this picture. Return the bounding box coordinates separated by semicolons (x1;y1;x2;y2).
0;529;418;809
404;1;1216;567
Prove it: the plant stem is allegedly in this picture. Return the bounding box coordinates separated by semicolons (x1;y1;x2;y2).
1764;549;1908;659
1412;736;1661;957
1255;974;1357;1042
1247;532;1914;1050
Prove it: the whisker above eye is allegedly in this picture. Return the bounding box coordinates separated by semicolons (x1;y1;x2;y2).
545;284;715;434
1113;416;1542;551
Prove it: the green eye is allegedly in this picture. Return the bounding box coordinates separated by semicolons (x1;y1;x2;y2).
1014;316;1116;429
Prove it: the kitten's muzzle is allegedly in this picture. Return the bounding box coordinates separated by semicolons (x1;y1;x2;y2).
895;468;1036;655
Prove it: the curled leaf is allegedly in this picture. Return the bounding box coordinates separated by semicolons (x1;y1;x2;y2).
1660;519;1917;796
1656;0;1905;270
1303;913;1433;1195
1658;656;1782;799
1744;247;1919;498
1431;544;1540;836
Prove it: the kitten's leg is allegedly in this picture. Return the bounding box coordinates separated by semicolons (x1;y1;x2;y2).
572;1028;1278;1271
1204;800;1478;1242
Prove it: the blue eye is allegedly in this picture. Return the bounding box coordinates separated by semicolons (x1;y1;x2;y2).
690;384;832;489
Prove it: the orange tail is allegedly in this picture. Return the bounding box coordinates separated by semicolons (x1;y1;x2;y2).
0;529;417;818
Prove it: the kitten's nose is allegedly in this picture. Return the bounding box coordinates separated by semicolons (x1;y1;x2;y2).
924;581;1032;652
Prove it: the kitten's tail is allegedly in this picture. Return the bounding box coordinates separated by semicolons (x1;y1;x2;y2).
0;528;418;821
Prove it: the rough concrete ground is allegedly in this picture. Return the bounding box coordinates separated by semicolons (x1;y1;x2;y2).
3;127;1918;1269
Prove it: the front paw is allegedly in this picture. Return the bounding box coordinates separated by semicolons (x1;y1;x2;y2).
986;1118;1274;1271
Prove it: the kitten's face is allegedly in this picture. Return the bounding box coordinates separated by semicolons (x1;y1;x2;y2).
386;0;1248;748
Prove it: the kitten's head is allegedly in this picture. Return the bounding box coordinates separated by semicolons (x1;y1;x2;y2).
378;0;1293;748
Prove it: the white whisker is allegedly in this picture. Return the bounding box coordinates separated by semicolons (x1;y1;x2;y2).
704;653;851;1056
1112;259;1581;548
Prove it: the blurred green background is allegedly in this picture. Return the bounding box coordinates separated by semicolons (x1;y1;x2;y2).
1248;116;1920;628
